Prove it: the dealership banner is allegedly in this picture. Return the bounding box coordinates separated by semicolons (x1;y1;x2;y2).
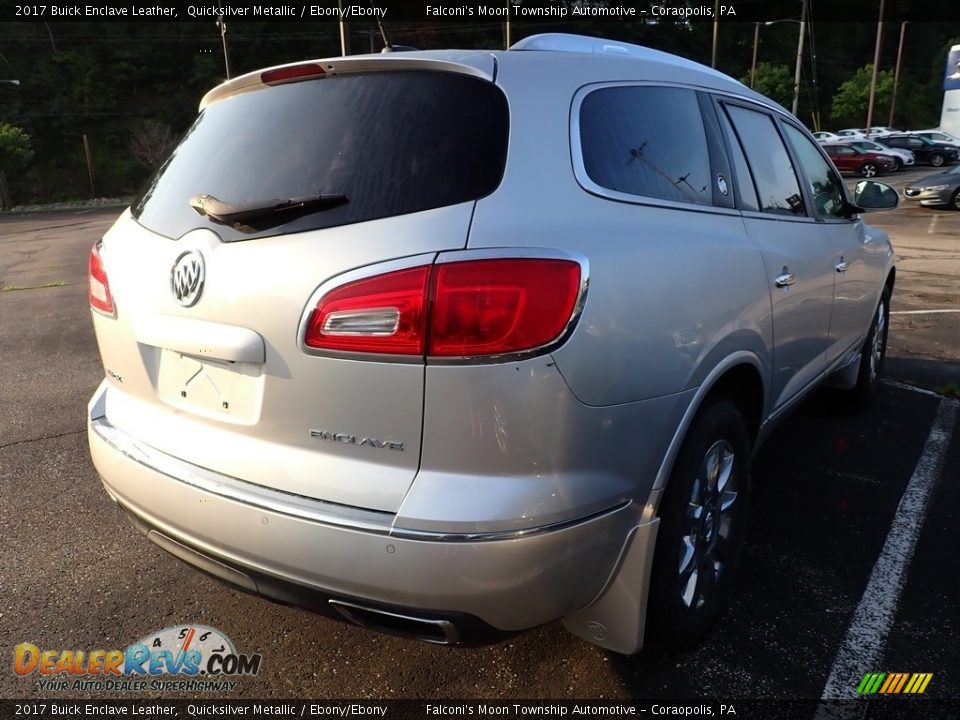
3;700;960;719
5;0;960;23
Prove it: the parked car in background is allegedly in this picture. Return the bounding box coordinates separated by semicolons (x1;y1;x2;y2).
86;33;900;657
823;143;897;177
846;140;915;170
882;134;959;167
904;165;960;209
836;128;867;139
863;127;901;137
813;131;841;142
907;129;960;147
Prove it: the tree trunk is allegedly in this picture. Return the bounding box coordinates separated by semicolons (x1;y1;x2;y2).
0;170;12;210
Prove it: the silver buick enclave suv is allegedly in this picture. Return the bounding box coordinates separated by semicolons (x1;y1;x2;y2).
88;33;898;654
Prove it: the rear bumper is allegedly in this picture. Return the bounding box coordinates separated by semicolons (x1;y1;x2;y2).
88;399;642;640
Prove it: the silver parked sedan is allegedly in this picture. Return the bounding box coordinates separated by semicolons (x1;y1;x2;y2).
88;33;898;655
904;165;960;208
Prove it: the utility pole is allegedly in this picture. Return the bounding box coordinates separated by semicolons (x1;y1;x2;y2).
865;0;885;138
711;0;719;68
889;21;908;127
338;0;350;56
216;15;231;79
791;0;807;116
750;22;760;88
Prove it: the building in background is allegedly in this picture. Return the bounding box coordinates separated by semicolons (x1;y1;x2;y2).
941;45;960;137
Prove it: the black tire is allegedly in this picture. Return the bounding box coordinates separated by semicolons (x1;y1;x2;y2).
892;158;902;171
848;286;891;404
951;188;960;211
860;162;878;178
930;153;945;168
647;397;751;650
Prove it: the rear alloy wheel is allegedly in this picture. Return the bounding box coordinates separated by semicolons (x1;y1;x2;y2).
848;287;891;404
648;398;751;650
930;153;945;168
860;162;878;178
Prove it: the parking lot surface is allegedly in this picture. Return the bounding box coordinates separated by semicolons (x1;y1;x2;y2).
1;196;958;701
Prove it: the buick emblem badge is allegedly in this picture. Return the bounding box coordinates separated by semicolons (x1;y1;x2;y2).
171;250;205;307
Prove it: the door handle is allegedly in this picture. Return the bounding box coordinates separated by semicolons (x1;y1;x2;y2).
836;260;849;273
774;271;797;288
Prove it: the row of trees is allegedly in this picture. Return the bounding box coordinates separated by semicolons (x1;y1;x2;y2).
0;20;958;207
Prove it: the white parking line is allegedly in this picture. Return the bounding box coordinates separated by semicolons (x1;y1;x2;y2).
881;379;945;399
820;397;959;700
928;214;938;234
891;309;960;315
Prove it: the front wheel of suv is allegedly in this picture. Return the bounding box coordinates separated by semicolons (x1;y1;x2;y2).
647;397;751;650
860;162;879;178
930;153;945;168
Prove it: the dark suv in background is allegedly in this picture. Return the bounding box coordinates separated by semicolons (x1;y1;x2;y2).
881;134;959;167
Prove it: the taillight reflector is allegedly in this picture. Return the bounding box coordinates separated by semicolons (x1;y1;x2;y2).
88;242;115;316
304;258;582;358
261;63;326;85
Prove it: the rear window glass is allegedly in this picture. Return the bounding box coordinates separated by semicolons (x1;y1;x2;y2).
132;71;509;241
578;86;712;206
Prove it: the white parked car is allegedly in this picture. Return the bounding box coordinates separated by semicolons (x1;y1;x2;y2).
813;131;841;142
836;128;867;139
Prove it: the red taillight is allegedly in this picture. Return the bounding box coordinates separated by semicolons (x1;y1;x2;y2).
304;258;582;358
305;266;430;354
261;63;326;85
88;242;115;316
429;259;581;356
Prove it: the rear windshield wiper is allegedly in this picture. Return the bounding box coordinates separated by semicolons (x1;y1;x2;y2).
189;192;348;226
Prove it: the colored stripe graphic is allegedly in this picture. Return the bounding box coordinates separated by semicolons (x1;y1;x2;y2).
859;672;933;694
858;673;886;694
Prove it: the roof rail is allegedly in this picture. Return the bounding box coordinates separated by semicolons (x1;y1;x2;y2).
510;33;734;82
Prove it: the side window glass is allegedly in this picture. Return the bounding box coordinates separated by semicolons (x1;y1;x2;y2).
724;104;806;216
783;124;847;220
715;107;759;211
579;86;713;206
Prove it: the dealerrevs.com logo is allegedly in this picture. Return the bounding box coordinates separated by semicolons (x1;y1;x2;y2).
13;625;261;692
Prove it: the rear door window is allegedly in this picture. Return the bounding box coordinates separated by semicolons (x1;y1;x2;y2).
723;104;806;217
132;71;509;241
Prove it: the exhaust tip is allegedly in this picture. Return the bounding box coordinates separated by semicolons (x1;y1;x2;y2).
328;599;460;645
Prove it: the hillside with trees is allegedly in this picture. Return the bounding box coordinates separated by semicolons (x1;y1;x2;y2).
0;20;957;207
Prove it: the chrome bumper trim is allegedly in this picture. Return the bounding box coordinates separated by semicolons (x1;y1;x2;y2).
91;416;630;543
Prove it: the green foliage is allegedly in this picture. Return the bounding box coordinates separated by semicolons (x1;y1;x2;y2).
742;63;794;108
0;123;34;174
830;65;894;128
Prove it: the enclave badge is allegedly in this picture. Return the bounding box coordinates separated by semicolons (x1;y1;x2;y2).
171;250;205;307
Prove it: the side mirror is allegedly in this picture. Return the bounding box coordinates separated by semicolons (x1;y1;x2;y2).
853;180;899;212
